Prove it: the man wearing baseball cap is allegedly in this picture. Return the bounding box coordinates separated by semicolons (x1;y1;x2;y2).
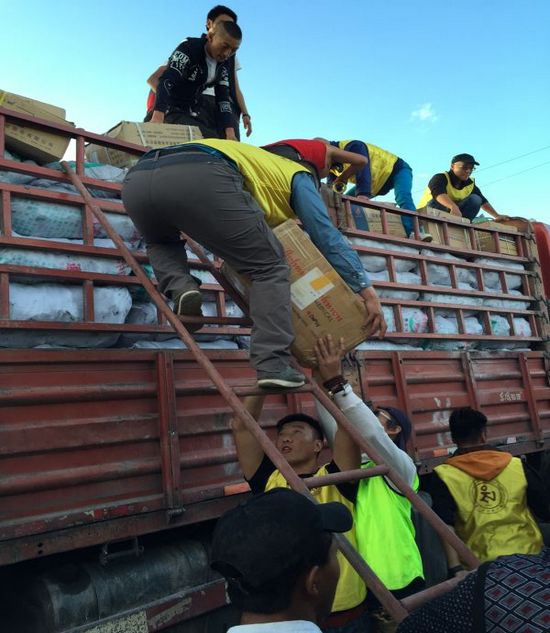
210;488;352;631
418;153;508;221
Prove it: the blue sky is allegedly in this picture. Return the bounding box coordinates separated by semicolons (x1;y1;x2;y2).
2;0;549;222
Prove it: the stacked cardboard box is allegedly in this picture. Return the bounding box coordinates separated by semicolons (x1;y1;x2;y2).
420;207;472;249
475;221;519;256
0;90;72;163
85;121;203;168
223;220;369;367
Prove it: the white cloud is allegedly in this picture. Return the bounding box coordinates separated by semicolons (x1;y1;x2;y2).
411;103;439;123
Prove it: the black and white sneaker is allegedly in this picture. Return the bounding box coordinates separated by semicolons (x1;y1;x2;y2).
257;367;306;389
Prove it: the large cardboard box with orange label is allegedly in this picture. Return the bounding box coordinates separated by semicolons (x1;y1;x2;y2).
85;121;203;168
223;220;369;367
0;90;72;163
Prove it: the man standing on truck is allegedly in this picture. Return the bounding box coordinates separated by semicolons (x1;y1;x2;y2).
318;138;427;240
210;488;352;632
122;141;386;390
148;19;242;140
426;407;550;570
230;336;369;632
417;153;509;221
145;5;251;139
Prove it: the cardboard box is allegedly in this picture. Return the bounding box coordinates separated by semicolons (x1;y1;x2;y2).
85;121;203;168
419;207;472;249
352;206;407;238
475;221;519;256
223;220;369;367
0;90;72;164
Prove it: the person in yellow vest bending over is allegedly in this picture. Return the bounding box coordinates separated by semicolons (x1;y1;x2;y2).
313;335;425;629
418;153;509;221
320;138;430;240
230;337;369;633
428;407;549;572
122;140;386;391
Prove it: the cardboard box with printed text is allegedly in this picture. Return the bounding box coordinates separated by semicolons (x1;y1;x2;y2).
222;220;369;367
85;121;203;168
0;90;73;164
419;207;472;249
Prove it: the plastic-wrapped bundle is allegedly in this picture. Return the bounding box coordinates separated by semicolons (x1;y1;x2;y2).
421;249;478;287
130;339;240;350
349;237;419;273
426;313;483;350
484;290;530;311
478;315;532;350
11;195;140;241
382;306;428;333
474;257;524;291
0;149;37;185
368;270;421;300
421;283;482;312
1;284;133;348
32;162;128;199
355;340;423;351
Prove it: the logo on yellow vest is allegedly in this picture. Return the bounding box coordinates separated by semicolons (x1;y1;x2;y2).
470;480;508;513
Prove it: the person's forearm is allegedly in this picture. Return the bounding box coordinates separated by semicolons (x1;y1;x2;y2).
481;202;499;218
291;174;371;292
435;193;460;214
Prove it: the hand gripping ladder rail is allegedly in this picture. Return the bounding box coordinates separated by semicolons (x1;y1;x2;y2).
62;163;480;624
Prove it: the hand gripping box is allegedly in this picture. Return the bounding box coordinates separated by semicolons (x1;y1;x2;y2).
223;220;369;367
85;121;203;168
0;90;72;164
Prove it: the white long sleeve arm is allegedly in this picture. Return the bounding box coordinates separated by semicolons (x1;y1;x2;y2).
315;390;417;487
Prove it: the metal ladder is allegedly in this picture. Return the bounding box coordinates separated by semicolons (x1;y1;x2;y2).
63;162;480;624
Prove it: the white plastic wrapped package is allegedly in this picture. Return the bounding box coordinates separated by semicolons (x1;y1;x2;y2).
11;195;141;241
421;249;478;287
190;268;218;285
478;315;532;350
31;162;127;199
354;340;423;351
421;284;483;312
475;257;524;291
130;339;239;350
9;283;132;323
350;237;419;273
382;306;428;333
484;290;530;311
426;314;483;350
10;230;143;252
0;150;37;185
0;246;131;276
368;270;421;300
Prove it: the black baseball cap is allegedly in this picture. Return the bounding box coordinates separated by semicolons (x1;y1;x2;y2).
210;488;352;588
451;153;479;166
276;413;325;440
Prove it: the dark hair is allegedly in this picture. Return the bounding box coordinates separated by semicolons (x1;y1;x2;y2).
207;5;238;22
449;407;487;444
277;413;324;441
217;20;242;39
227;531;333;613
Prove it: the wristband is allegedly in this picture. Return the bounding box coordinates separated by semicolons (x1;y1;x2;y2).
242;113;251;119
448;565;464;577
322;375;345;391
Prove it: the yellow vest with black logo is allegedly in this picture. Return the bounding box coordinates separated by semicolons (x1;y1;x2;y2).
183;140;309;227
331;140;398;196
265;465;366;613
355;463;424;590
418;172;475;209
434;456;543;562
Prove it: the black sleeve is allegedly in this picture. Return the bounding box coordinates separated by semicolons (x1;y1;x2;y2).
326;460;358;504
214;62;234;131
247;454;276;494
472;184;488;205
523;462;550;521
427;173;448;198
423;471;457;525
154;41;193;113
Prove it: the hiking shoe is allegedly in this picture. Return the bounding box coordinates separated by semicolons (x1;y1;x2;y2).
409;230;433;243
174;285;202;317
257;367;306;389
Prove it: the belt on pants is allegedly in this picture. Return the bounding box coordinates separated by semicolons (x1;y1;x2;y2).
131;150;223;173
